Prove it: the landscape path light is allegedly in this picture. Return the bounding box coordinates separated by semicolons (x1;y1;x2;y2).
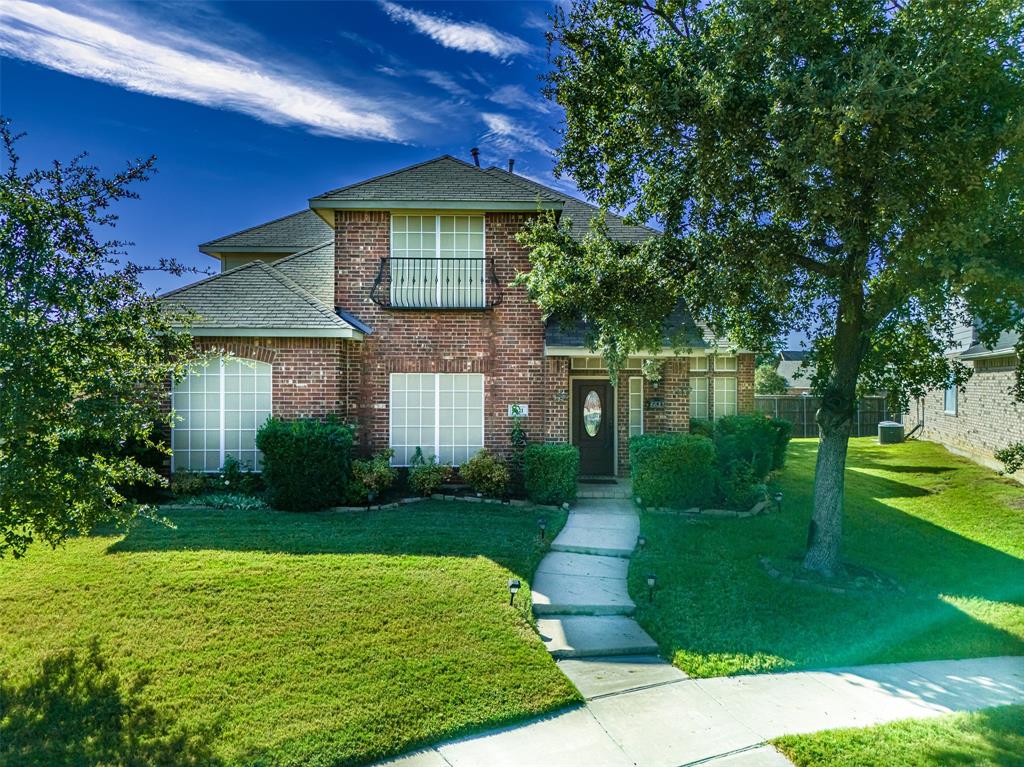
646;572;657;603
773;491;783;513
508;578;521;607
538;517;547;540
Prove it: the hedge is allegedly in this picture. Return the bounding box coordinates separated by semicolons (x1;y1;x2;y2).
766;418;794;470
255;418;354;511
630;433;717;509
523;444;579;506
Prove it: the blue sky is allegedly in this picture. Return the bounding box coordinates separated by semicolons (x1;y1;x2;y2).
0;0;572;292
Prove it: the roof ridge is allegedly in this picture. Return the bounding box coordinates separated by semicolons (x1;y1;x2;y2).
483;167;660;235
199;209;318;249
310;154;470;201
159;259;264;299
254;261;351;331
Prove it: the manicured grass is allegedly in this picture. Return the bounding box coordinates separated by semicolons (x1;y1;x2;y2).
0;502;577;766
631;438;1024;678
773;704;1024;767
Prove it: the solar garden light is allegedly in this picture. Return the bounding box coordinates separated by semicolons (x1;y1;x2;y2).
637;535;647;551
645;573;657;603
773;491;783;513
508;578;521;607
538;517;547;540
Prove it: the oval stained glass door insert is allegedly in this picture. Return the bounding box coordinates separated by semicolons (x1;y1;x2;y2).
583;390;602;436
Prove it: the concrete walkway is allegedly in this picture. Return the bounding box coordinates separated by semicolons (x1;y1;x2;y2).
378;486;1024;765
533;490;662;658
383;655;1024;767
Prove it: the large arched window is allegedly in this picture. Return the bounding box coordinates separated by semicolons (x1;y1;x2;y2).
171;357;272;472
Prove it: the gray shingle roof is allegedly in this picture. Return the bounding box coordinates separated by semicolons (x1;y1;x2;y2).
780;350;808;362
545;300;716;350
310;155;564;205
199;209;333;254
482;168;657;243
272;241;335;306
161;260;355;336
961;330;1021;359
776;359;814;388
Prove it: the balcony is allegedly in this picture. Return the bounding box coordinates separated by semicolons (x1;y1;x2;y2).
370;257;502;309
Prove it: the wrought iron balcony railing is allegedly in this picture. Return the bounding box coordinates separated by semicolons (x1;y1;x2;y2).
370;257;502;309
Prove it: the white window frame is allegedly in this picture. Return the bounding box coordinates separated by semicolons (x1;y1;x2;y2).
171;357;272;472
690;376;709;420
628;376;644;437
389;373;484;466
944;384;958;415
715;355;738;372
390;214;486;308
713;376;738;419
690;356;709;372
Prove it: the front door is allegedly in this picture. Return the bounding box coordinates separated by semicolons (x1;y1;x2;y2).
572;379;614;475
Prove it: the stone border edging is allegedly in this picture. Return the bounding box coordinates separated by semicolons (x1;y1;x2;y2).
326;495;564;513
759;555;906;595
639;498;776;518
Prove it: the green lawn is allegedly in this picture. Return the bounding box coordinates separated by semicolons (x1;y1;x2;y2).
773;704;1024;767
631;438;1024;678
0;502;577;767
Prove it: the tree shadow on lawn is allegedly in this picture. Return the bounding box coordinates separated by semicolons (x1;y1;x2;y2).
105;502;557;578
0;640;223;767
643;441;1024;675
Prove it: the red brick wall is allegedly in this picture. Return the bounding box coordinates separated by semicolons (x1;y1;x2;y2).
334;210;553;459
192;336;358;421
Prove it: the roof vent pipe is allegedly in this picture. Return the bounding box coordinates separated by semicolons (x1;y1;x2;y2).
508;158;515;174
470;147;480;167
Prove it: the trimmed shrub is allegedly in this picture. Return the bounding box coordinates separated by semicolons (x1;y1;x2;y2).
523;444;579;506
348;449;398;504
459;450;510;498
178;492;268;511
689;418;715;439
720;460;766;510
255;418;354;512
713;413;778;481
408;448;453;497
766;418;794;471
630;433;717;509
170;469;207;497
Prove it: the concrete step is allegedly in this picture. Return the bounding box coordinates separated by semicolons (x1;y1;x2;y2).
549;512;639;558
537;615;660;658
557;655;687;699
532;551;636;616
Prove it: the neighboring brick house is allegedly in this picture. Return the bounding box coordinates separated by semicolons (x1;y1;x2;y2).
162;156;755;477
917;324;1023;480
775;350;814;395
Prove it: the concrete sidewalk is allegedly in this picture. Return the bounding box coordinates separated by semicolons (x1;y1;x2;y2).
381;655;1024;766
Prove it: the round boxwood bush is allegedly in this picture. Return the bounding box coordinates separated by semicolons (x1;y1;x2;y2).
255;418;354;511
523;444;579;506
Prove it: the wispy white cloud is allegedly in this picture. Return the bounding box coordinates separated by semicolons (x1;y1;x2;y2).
481;112;553;155
381;1;531;58
419;70;473;99
0;0;401;141
488;84;551;114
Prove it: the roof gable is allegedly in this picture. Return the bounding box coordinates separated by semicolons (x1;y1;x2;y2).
199;210;333;255
309;155;564;210
161;259;356;338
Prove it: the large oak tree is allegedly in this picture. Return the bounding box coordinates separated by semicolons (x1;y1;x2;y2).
520;0;1024;574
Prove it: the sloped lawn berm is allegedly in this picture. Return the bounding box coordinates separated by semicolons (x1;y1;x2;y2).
631;438;1024;678
0;501;576;766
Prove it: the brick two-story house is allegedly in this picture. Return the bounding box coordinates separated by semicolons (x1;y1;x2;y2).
162;156;755;477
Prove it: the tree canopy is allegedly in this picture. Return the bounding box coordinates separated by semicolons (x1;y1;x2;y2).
0;121;198;557
755;364;791;395
520;0;1024;574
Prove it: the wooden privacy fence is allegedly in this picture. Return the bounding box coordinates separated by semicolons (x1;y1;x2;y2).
754;395;897;438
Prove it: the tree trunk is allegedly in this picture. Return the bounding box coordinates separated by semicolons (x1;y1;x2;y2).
803;399;854;576
803;280;867;576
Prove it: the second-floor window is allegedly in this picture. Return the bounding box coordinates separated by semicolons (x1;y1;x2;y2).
391;214;485;308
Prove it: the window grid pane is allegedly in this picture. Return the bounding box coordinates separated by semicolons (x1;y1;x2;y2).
390;373;484;466
171;357;271;473
690;356;709;372
713;377;738;419
690;377;709;420
715;356;738;372
391;215;485;308
628;377;644;437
